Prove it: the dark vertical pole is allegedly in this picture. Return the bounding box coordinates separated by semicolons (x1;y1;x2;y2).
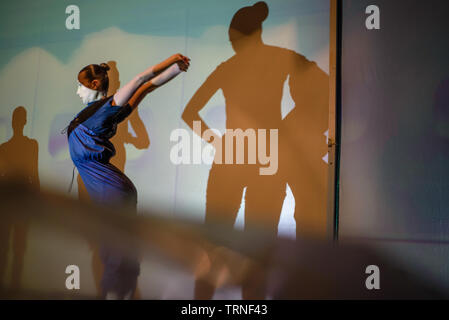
333;0;343;241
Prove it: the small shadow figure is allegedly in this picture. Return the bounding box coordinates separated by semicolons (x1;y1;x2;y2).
0;106;40;291
182;2;328;299
76;61;150;299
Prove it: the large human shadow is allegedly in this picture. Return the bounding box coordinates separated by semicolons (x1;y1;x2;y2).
182;1;329;299
76;60;150;299
0;106;40;291
281;57;329;239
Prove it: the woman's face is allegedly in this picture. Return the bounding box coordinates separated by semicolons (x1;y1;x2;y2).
76;82;99;105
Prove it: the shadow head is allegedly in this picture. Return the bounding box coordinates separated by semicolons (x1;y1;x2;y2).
228;1;269;53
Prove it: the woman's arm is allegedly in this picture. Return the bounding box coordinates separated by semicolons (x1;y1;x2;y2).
181;70;220;142
127;60;189;110
112;54;190;107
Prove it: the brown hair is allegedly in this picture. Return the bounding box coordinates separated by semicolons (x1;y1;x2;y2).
77;63;110;93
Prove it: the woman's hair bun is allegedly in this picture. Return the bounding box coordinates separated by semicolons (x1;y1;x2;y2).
230;1;269;35
99;63;110;72
253;1;268;22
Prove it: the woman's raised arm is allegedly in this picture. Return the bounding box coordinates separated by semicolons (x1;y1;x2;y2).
127;59;190;110
112;54;190;107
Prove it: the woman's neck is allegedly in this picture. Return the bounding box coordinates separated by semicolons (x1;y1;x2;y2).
88;93;106;105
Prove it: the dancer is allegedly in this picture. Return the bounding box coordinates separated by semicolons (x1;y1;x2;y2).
66;53;190;299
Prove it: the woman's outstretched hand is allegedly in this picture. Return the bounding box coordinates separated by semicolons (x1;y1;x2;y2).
177;60;190;72
171;53;190;71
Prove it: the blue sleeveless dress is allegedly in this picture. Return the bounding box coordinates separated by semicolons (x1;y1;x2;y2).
68;96;137;206
68;96;139;297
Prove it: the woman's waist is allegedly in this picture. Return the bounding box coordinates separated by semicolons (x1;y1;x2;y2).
75;159;135;188
69;141;115;163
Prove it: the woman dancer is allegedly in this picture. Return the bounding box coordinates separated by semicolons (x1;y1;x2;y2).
66;53;190;299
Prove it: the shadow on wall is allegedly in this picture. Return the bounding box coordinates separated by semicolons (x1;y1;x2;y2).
76;60;150;299
0;106;40;290
181;1;329;299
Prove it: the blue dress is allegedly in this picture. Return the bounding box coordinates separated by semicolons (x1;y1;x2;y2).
69;96;137;206
68;96;139;297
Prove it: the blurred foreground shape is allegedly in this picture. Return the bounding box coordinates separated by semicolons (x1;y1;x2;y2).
0;180;447;299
